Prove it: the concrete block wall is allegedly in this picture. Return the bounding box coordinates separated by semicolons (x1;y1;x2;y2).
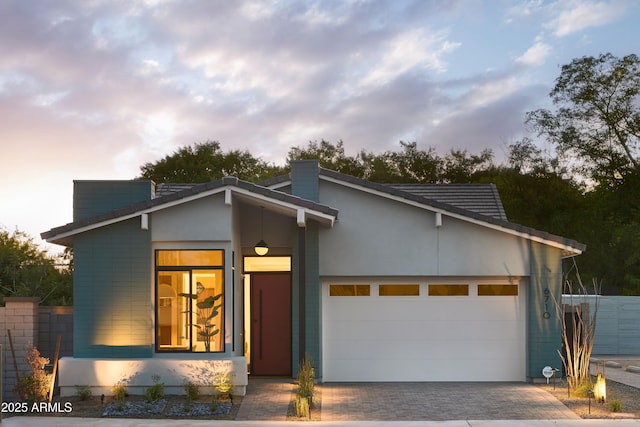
0;298;73;400
1;297;40;399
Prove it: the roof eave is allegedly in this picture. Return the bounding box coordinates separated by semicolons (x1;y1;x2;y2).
42;179;338;244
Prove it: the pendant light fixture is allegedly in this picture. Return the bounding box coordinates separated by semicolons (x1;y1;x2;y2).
254;206;269;256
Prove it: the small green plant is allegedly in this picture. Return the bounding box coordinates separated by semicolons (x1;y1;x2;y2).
183;379;200;412
214;372;233;400
14;343;53;404
111;379;128;411
184;379;200;401
144;374;165;402
75;385;92;401
210;394;218;412
610;400;622;412
571;379;595;398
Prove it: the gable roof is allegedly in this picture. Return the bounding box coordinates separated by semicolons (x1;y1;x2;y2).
312;168;584;257
41;176;338;246
156;181;508;219
386;183;507;220
42;167;585;257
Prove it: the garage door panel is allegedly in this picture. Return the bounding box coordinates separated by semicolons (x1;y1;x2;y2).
323;280;526;382
326;319;523;342
324;323;523;344
324;356;523;382
324;338;511;360
327;299;522;322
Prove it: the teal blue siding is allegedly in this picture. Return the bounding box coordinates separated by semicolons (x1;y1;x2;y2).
74;180;153;221
304;222;321;378
528;241;564;379
290;223;321;378
291;160;319;202
73;218;152;358
290;160;322;377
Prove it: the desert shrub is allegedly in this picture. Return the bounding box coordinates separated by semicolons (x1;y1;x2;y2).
294;394;310;418
571;379;595;398
144;374;164;402
14;343;52;403
297;354;315;401
183;379;200;412
214;372;233;399
183;379;200;401
295;353;315;417
111;379;128;411
610;400;622;412
75;385;92;401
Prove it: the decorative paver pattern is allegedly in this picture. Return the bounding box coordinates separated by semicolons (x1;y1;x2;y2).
235;378;294;420
237;379;580;421
320;382;580;421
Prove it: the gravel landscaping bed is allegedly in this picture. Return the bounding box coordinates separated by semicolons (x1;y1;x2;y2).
5;394;241;420
103;399;168;417
165;401;232;417
540;378;640;419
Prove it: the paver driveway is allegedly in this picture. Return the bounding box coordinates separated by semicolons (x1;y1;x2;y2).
237;379;580;421
320;382;580;421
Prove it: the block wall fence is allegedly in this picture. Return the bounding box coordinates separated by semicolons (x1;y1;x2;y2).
0;298;73;400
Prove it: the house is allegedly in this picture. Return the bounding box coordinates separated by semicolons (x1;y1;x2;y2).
42;160;585;396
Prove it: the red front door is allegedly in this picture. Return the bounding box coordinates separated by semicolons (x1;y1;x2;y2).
251;273;292;375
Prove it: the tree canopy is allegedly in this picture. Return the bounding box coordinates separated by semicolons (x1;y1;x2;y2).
0;228;72;305
139;141;283;183
527;53;640;187
524;53;640;295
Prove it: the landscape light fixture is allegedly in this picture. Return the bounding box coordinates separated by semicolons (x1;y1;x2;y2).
254;207;269;256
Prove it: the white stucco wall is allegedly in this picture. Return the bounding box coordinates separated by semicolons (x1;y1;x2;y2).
318;180;530;277
152;193;232;241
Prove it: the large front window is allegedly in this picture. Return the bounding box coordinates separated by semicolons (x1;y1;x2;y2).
156;250;224;352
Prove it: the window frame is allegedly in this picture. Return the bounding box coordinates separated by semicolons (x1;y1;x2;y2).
155;249;225;353
477;284;519;296
428;284;469;296
329;284;371;296
378;284;420;296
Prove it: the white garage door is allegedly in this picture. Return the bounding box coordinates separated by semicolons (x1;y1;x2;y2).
322;281;526;382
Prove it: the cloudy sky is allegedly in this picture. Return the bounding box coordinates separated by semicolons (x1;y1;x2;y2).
1;0;638;253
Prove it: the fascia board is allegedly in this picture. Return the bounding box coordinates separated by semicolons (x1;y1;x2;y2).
230;187;336;226
46;185;336;243
320;175;583;256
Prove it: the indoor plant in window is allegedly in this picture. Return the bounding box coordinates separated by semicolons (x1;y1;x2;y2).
180;288;223;352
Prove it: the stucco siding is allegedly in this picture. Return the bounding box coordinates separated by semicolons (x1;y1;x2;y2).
152;193;232;241
437;216;530;276
318;180;529;277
